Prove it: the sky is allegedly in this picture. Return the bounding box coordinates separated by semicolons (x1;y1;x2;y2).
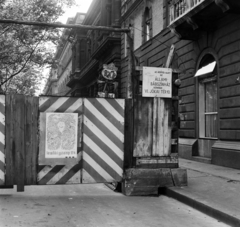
58;0;93;24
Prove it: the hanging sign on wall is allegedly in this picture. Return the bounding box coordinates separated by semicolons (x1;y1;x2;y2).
142;67;172;98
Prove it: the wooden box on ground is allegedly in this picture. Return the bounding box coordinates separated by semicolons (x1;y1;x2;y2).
122;168;187;196
136;154;178;169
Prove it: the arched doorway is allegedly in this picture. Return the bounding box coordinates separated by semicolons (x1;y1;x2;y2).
195;53;218;158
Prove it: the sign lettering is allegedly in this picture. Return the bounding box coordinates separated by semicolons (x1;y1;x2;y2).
142;67;172;98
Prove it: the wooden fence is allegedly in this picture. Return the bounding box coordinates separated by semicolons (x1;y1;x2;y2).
3;95;127;191
5;95;39;191
1;91;179;192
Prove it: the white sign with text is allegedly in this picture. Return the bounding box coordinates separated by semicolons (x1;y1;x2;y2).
142;67;172;98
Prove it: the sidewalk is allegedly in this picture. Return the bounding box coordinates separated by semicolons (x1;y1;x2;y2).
162;158;240;227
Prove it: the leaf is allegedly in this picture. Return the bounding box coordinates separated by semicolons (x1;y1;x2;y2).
0;0;76;95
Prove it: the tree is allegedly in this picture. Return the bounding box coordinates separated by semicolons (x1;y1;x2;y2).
0;0;76;95
2;67;47;96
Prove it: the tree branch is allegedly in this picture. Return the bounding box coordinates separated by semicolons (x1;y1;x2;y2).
0;25;12;36
1;30;47;86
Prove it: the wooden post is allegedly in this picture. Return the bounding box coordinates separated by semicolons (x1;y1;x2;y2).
123;32;135;169
126;33;133;99
15;95;25;192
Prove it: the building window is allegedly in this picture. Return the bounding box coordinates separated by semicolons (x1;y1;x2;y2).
195;54;218;139
142;7;152;43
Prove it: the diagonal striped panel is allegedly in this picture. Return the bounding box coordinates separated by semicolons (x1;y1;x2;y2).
38;97;83;185
39;97;83;113
0;95;5;185
83;98;125;183
37;164;81;185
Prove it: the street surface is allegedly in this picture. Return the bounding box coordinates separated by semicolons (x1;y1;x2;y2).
0;184;229;227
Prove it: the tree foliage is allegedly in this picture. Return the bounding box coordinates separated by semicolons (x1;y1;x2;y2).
2;67;47;96
0;0;75;95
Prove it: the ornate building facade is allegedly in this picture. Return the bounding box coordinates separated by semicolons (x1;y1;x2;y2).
67;0;122;98
121;0;240;169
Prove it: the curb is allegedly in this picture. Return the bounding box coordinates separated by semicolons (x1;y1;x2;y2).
161;187;240;227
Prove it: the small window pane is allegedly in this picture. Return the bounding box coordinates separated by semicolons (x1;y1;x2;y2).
146;25;150;41
205;114;217;138
205;81;217;113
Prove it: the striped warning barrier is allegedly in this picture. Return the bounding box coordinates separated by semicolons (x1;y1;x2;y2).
0;95;5;185
38;97;83;185
82;98;125;183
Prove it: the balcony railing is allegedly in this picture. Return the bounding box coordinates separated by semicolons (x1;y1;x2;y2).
169;0;205;24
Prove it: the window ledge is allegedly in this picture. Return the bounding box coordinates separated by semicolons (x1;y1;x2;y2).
212;140;240;151
199;137;218;140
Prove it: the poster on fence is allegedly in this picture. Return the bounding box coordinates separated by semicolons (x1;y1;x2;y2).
45;113;78;158
142;67;172;98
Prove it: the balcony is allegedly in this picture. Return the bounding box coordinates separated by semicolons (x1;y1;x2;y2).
169;0;205;25
168;0;240;40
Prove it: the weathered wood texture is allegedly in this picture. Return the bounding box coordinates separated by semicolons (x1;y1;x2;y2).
25;97;39;185
136;154;178;168
171;71;179;154
152;98;171;156
5;95;39;191
123;168;173;196
133;97;153;157
133;96;172;157
131;48;179;159
122;167;187;196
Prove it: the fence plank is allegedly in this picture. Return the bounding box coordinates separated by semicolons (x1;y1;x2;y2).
25;97;39;185
133;97;153;157
32;97;39;184
152;98;171;156
25;96;32;185
172;72;179;153
5;95;14;185
124;99;134;169
14;95;25;192
163;99;172;156
0;95;5;185
153;98;163;156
